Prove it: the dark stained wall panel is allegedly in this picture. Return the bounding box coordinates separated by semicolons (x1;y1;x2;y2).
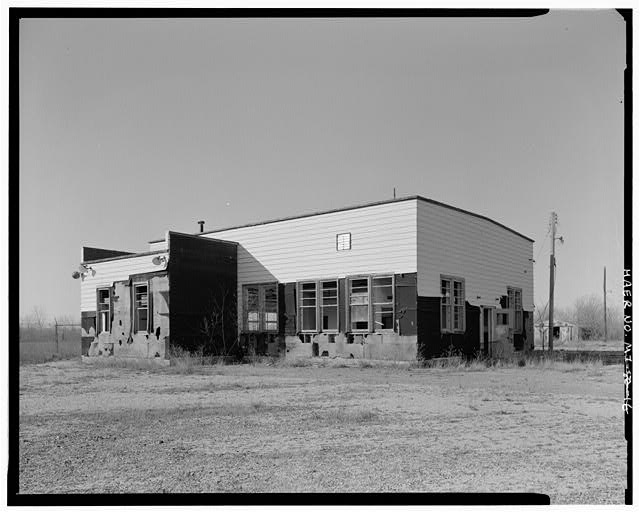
167;232;237;355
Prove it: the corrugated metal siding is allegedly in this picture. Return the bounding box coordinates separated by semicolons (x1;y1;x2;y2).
417;201;534;311
80;252;168;311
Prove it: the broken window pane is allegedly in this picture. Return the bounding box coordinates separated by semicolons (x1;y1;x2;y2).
299;282;317;332
320;280;338;331
97;288;111;333
507;287;523;332
134;283;149;333
372;276;394;331
441;303;450;331
349;278;369;331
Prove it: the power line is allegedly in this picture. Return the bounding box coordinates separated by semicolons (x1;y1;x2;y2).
534;224;552;263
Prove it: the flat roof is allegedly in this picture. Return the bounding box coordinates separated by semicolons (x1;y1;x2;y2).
82;231;238;264
82;249;167;265
149;195;534;244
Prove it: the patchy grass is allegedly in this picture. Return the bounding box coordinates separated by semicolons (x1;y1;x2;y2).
19;359;624;501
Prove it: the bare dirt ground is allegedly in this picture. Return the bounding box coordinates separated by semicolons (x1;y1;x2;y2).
18;358;625;502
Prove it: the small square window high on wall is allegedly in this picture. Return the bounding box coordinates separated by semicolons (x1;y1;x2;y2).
336;232;351;251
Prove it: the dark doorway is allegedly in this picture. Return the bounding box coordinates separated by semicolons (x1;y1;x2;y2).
482;308;492;355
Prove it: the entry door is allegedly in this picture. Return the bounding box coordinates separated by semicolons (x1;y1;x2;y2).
482;307;494;356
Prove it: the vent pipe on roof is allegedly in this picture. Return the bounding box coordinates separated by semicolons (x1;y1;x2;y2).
198;220;205;233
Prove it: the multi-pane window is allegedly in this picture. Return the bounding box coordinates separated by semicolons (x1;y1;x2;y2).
245;286;260;331
97;288;111;333
320;280;338;331
372;276;394;330
507;287;523;332
441;276;465;333
133;283;149;333
348;277;370;331
297;280;339;333
264;285;278;332
243;283;278;332
299;282;317;332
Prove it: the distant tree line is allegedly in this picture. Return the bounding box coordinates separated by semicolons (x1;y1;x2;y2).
20;306;79;328
535;294;624;340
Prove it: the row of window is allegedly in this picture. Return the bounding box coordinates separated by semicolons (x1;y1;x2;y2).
94;279;523;337
241;275;395;334
95;282;149;334
440;277;523;334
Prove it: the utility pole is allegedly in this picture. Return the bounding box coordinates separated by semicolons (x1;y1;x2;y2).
604;266;607;343
54;318;59;355
548;212;557;353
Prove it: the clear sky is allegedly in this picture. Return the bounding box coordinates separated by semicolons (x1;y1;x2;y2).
18;10;626;321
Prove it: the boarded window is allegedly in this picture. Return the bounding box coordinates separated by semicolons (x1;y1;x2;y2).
349;277;369;331
336;232;351;251
441;276;465;333
133;283;149;333
320;280;338;331
372;276;394;330
97;288;111;334
507;287;523;332
243;283;278;333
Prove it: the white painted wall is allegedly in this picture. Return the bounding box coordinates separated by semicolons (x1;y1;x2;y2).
201;199;418;286
149;240;167;251
417;200;534;311
80;252;168;312
198;200;418;329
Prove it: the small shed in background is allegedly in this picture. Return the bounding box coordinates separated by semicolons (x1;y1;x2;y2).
535;320;579;347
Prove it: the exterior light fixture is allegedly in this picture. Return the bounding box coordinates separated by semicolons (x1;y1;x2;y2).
72;264;95;280
152;255;167;266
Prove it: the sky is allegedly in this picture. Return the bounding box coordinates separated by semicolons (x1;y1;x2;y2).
18;10;626;321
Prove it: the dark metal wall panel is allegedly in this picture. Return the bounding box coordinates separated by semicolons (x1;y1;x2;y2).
395;272;417;336
417;296;480;359
282;282;297;336
464;304;481;355
417;296;442;359
339;278;346;333
168;232;238;355
522;311;534;351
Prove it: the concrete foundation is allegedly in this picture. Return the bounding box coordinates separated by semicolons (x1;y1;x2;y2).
282;332;418;360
